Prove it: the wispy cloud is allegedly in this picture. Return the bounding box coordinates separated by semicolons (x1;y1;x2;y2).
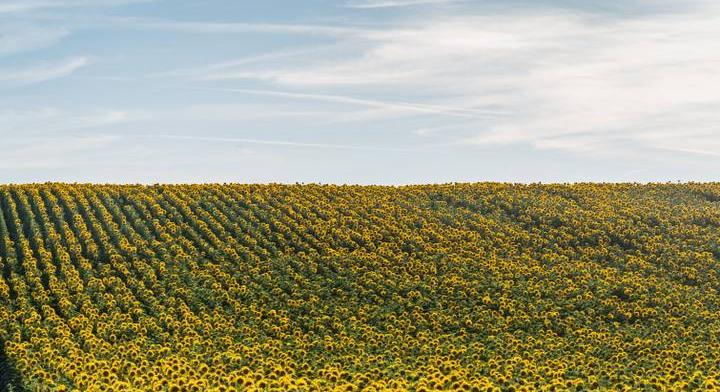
0;135;119;169
0;25;70;56
345;0;459;9
3;0;720;182
146;134;410;152
0;0;152;14
0;57;89;84
179;4;720;157
147;47;330;79
0;108;131;135
654;146;720;157
96;16;372;37
183;87;509;119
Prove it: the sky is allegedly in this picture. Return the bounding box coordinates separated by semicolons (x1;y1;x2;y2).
1;0;720;184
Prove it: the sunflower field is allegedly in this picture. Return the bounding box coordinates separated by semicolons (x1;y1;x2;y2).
1;183;720;391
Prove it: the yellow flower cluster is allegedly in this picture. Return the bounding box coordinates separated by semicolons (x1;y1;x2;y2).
1;183;720;391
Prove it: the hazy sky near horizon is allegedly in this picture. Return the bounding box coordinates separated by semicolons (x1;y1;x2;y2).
2;0;720;184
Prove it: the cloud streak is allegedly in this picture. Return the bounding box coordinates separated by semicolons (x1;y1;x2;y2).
0;25;70;56
0;108;131;136
182;86;510;119
146;134;410;152
0;0;152;14
0;135;119;169
180;5;720;158
0;57;90;84
95;16;373;37
345;0;459;9
147;47;330;79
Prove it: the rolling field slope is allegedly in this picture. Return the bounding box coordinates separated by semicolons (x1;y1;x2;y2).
1;183;720;391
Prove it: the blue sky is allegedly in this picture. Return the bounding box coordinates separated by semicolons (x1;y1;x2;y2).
1;0;719;184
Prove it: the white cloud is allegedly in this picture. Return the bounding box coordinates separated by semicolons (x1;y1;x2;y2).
147;47;329;79
0;25;70;56
654;145;720;157
345;0;459;9
0;107;134;171
0;0;151;14
146;134;410;152
0;135;119;169
0;108;131;135
101;16;371;37
186;86;509;119
189;4;720;157
0;57;89;84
